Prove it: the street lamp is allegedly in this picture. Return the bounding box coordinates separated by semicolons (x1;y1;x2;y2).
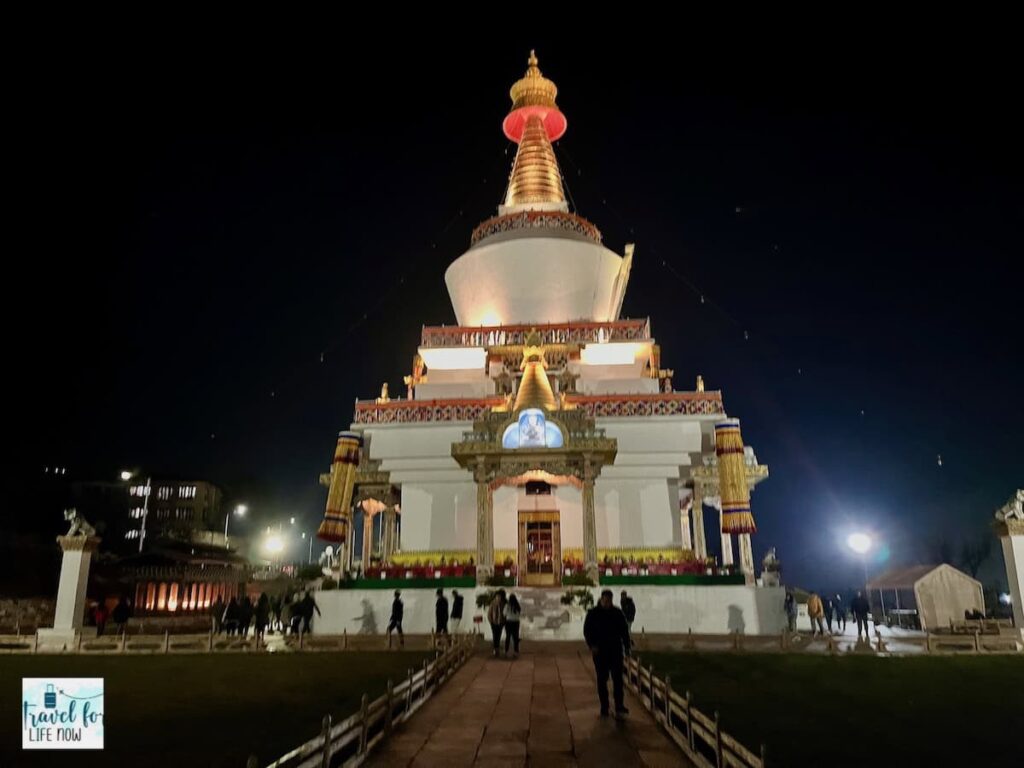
847;532;873;586
224;504;247;544
121;470;151;554
301;531;313;564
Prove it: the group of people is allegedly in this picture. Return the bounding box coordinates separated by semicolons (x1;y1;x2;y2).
485;590;523;657
791;589;872;640
91;597;133;636
214;592;320;638
386;587;468;648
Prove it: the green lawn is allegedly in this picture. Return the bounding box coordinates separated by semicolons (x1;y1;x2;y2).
2;650;433;768
641;652;1024;767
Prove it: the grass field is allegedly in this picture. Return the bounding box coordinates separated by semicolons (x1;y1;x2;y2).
641;651;1024;767
2;650;433;767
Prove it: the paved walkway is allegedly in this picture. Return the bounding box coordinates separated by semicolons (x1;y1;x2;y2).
366;646;691;767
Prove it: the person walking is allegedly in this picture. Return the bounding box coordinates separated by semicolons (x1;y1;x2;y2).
238;595;253;638
300;592;321;635
92;602;109;637
270;594;283;633
450;589;464;634
254;593;270;643
851;590;871;641
211;596;225;634
387;589;405;647
825;597;836;633
833;594;847;633
487;589;507;657
435;588;450;637
503;594;522;657
807;591;825;637
620;590;636;632
223;597;240;636
784;591;797;632
584;590;632;719
112;598;131;635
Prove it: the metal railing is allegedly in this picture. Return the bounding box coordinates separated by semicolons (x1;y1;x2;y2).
625;652;765;768
257;633;478;768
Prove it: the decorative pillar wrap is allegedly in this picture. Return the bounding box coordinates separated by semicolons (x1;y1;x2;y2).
715;419;757;534
317;431;363;543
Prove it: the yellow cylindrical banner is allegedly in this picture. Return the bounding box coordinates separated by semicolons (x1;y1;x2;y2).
317;431;362;543
715;419;757;534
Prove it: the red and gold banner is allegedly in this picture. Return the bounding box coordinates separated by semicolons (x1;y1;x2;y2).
317;431;362;543
715;420;757;534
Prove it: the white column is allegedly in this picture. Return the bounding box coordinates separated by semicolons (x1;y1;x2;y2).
582;462;598;582
38;535;101;648
1000;532;1024;633
692;485;707;560
738;533;754;578
720;509;734;567
475;462;494;579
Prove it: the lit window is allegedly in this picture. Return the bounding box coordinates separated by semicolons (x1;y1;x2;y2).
158;486;171;500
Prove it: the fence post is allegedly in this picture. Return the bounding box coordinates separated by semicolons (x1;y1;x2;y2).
664;675;672;725
649;664;656;711
780;631;787;651
688;692;696;753
385;679;394;734
163;630;169;654
973;631;981;653
34;631;40;654
121;631;128;653
358;693;369;754
208;629;214;652
714;710;723;768
406;667;414;712
343;627;348;650
422;658;429;693
320;714;332;768
299;629;305;651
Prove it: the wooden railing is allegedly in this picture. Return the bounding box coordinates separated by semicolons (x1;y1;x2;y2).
625;652;765;768
257;633;478;768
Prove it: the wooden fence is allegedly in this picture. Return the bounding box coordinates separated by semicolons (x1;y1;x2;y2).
625;652;765;768
256;633;477;768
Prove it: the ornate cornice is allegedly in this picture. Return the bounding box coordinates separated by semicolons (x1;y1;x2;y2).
57;535;102;553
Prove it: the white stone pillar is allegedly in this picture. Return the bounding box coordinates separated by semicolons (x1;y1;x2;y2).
582;462;599;583
38;535;101;648
692;485;707;560
720;510;734;567
738;533;755;579
475;463;494;579
996;509;1024;638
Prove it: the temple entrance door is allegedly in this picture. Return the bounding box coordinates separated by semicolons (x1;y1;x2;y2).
518;510;561;587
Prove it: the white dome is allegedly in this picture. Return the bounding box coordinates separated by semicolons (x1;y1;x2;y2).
445;234;625;327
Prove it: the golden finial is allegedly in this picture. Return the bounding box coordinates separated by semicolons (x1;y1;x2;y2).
509;50;558;112
696;375;705;392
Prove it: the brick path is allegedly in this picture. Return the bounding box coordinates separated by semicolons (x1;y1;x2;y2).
365;645;691;767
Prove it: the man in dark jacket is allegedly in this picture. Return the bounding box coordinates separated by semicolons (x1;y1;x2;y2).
620;590;637;630
851;590;870;641
450;589;464;634
388;590;404;647
435;588;449;636
583;590;631;718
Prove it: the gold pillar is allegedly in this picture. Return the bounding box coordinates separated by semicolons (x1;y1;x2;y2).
475;462;494;579
381;506;398;562
361;509;373;568
582;461;598;582
692;484;708;560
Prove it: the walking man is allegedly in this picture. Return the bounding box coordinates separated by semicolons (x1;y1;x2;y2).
450;589;464;634
851;590;871;641
487;590;506;657
387;589;404;647
620;590;636;632
583;589;632;719
435;588;449;637
807;591;825;637
784;590;797;632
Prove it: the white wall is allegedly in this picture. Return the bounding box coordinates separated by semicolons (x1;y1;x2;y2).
1002;536;1024;630
313;584;787;636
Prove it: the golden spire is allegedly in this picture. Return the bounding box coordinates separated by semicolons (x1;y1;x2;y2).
502;51;567;210
513;330;558;411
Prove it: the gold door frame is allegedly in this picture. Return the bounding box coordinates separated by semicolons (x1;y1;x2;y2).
517;510;561;587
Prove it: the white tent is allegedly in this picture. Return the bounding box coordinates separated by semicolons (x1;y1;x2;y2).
867;563;984;631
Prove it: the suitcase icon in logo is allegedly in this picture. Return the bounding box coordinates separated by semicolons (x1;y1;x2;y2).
44;684;57;709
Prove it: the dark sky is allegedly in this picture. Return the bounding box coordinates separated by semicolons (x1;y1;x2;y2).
14;29;1022;591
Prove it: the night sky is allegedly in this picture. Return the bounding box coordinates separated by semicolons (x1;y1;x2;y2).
14;30;1022;592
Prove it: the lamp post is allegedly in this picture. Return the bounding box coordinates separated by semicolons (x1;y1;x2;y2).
847;532;872;587
225;504;247;545
301;531;313;564
122;470;151;554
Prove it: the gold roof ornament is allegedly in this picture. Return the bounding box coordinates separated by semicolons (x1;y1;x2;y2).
509;50;559;112
696;375;705;392
514;329;558;411
502;51;568;210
